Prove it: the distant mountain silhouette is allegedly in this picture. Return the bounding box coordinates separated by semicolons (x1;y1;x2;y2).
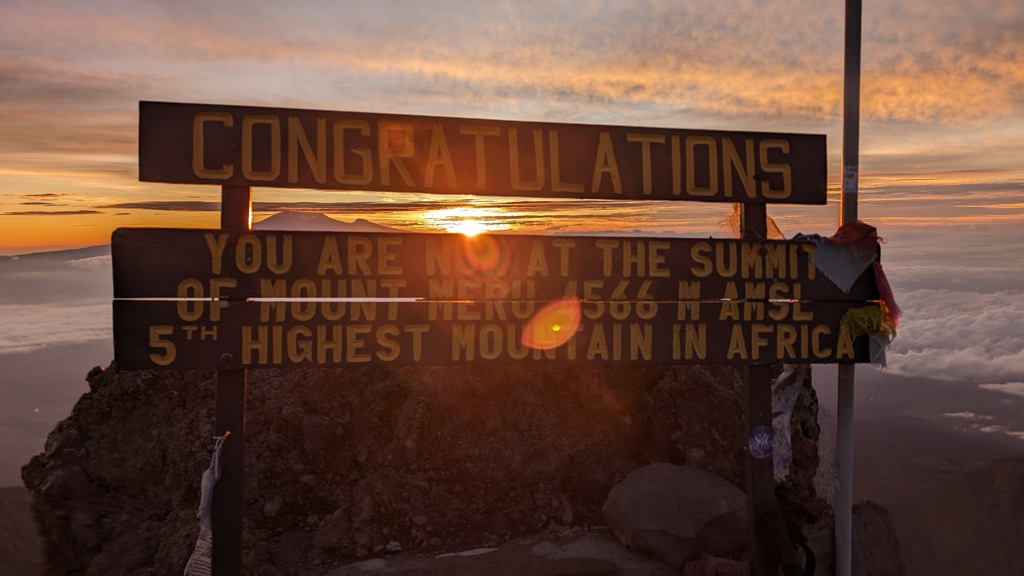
0;244;109;263
1;214;397;263
254;211;401;232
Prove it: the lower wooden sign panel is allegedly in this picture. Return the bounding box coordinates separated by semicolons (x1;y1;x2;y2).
114;299;871;369
112;228;880;303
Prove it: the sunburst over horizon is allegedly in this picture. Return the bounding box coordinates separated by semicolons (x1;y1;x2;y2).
418;205;514;236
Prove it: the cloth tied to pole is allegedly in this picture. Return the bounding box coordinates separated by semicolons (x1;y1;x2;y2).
184;433;229;576
796;221;901;366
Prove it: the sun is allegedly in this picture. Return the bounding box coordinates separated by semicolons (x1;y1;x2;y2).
419;205;511;236
446;219;488;236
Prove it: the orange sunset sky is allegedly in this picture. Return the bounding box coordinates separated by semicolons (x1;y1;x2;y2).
1;0;1023;254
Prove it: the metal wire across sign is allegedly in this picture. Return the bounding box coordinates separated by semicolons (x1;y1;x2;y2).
116;101;878;575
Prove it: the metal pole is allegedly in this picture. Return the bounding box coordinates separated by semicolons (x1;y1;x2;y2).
213;185;251;575
841;0;862;225
837;0;862;574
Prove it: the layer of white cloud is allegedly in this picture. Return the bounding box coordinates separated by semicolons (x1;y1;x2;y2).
941;411;995;421
0;303;112;354
853;222;1024;399
885;288;1024;388
978;424;1024;441
979;383;1024;399
69;255;112;269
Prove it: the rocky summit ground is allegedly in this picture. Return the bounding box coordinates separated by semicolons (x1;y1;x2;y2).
21;362;827;575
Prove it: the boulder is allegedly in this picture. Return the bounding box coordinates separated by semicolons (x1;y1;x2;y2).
852;500;905;576
601;463;748;567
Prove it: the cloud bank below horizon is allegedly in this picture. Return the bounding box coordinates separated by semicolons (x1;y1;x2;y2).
0;303;111;355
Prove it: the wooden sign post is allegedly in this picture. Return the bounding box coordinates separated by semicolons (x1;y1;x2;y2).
213;185;251;575
114;102;880;575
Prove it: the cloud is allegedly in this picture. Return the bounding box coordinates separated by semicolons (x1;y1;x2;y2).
0;303;112;354
2;1;1021;154
0;0;1021;218
979;383;1024;399
0;246;110;352
941;411;995;421
884;288;1024;387
69;255;112;270
0;247;111;303
867;222;1024;390
97;199;736;236
2;210;103;216
977;424;1024;442
98;201;219;212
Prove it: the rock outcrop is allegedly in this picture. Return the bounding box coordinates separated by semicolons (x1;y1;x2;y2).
22;361;893;575
0;487;42;576
24;363;757;574
852;501;905;576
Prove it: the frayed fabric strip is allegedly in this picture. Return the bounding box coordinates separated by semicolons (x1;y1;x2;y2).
184;434;228;576
840;305;894;367
869;334;889;367
812;241;877;293
872;260;901;327
771;364;809;481
198;434;228;529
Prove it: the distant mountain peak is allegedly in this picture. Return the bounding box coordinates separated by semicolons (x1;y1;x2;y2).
253;211;399;232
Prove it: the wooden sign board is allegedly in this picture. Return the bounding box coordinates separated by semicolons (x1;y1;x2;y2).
112;228;876;301
114;300;869;369
139;101;827;204
112;228;877;369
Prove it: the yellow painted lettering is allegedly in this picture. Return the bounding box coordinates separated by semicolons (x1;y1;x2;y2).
627;132;666;195
192;112;234;179
346;325;371;362
727;324;748;360
287;116;326;184
423;124;457;188
759;139;792;199
509;128;544;191
686;135;718;197
459;125;500;189
549;130;584;193
204;232;229;275
332;119;373;185
723;138;756;199
378;121;415;187
241;115;281;182
591;132;623;194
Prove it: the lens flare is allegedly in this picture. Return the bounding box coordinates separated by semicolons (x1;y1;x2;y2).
521;297;582;350
461;234;504;273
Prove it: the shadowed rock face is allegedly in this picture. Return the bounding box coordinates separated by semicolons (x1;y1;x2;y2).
852;501;906;576
22;363;826;575
0;487;42;576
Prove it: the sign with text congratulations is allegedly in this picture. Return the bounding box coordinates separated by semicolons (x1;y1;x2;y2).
139;102;827;204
